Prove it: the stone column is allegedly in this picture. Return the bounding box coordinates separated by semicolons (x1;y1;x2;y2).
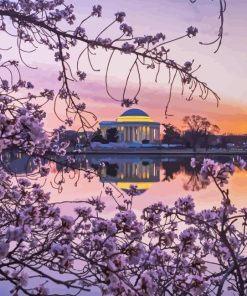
121;127;123;141
143;127;146;140
138;127;141;142
156;128;159;141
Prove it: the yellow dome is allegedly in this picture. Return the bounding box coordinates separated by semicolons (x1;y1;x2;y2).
117;182;153;195
117;109;154;123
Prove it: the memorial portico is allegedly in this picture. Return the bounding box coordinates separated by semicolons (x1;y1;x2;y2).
99;109;160;145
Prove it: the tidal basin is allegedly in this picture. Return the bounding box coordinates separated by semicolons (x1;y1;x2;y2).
3;151;247;212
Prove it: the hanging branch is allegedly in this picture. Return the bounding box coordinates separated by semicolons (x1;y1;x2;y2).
0;6;220;121
190;0;227;53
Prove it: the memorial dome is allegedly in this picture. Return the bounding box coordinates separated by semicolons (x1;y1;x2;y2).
117;108;154;123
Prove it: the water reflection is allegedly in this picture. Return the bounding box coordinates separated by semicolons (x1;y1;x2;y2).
0;149;47;175
94;156;160;195
1;150;247;196
161;158;210;191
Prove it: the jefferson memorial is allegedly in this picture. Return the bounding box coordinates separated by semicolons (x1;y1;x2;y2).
99;109;160;145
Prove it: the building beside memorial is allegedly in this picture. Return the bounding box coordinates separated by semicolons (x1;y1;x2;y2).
99;109;160;146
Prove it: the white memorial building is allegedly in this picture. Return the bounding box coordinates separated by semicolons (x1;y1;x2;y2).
99;109;160;145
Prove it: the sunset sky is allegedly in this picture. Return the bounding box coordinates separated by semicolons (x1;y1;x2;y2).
7;0;247;134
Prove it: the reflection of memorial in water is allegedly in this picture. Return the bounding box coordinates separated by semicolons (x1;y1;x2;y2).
99;158;160;195
55;155;90;172
3;151;246;194
0;150;40;175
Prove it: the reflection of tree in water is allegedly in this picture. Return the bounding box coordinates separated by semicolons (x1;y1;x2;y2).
182;158;210;192
181;156;247;192
162;157;210;191
3;151;247;194
161;160;182;182
92;162;118;177
183;171;210;191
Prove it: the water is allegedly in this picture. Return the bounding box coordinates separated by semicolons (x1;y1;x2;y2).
1;150;247;295
2;150;247;212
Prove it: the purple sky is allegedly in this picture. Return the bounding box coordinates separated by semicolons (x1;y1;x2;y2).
5;0;247;133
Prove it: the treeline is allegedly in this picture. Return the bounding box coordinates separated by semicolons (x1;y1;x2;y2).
163;115;246;150
91;128;119;144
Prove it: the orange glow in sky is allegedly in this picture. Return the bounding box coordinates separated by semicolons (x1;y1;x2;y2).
5;0;246;134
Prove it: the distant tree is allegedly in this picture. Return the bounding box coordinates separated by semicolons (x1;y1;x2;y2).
162;123;181;146
183;115;220;151
91;129;108;144
106;128;119;143
142;139;150;144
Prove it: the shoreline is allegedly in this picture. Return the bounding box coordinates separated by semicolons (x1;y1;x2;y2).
3;147;247;157
68;149;247;156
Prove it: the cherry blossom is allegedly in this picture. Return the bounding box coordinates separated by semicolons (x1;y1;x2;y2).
0;1;245;295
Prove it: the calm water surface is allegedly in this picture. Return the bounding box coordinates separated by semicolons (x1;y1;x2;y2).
3;151;247;212
2;151;247;295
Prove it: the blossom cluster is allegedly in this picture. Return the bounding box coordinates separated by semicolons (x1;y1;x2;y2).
0;96;49;155
0;1;243;295
0;159;247;295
